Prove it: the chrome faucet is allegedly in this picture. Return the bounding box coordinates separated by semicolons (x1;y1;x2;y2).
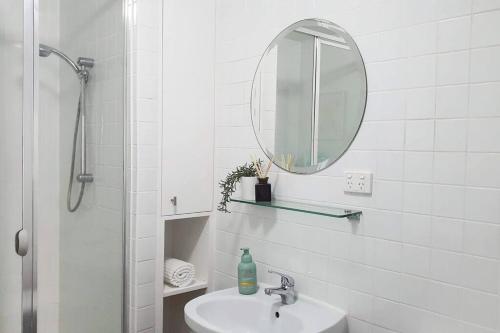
264;270;296;305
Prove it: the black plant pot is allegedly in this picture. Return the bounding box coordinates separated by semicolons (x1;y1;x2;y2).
255;177;271;202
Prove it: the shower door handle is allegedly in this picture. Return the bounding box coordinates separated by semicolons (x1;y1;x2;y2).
15;228;29;256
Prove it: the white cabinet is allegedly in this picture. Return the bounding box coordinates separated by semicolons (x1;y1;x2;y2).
161;0;215;217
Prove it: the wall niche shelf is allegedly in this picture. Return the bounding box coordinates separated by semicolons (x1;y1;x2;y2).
163;279;208;298
231;198;362;220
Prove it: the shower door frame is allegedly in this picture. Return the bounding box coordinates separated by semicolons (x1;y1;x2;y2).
22;0;36;331
19;0;129;332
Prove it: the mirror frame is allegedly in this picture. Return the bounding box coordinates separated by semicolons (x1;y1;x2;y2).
250;18;368;174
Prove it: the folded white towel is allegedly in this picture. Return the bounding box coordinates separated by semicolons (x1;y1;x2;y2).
164;258;195;287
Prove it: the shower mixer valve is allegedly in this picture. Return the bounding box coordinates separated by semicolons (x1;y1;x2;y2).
76;173;94;183
77;57;94;69
77;57;94;82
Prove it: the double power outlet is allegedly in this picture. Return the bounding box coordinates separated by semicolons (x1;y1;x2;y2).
344;171;373;194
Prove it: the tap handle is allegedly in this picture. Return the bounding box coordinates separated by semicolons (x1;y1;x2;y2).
268;269;295;287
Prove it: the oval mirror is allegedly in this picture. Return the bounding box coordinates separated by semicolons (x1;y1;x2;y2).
251;19;367;174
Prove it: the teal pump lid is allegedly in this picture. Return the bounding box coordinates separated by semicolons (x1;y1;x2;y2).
240;248;253;263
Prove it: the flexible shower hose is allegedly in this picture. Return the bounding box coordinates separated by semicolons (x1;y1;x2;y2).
67;87;86;212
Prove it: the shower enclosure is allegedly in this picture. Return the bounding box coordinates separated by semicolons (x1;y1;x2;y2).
0;0;127;332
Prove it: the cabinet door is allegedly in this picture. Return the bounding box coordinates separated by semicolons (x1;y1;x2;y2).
161;0;214;216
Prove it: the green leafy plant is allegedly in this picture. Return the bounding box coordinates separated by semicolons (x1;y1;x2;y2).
218;161;260;213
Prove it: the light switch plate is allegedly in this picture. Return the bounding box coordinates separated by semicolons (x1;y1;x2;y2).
344;171;373;194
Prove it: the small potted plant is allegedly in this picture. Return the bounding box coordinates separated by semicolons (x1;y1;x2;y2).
217;161;259;213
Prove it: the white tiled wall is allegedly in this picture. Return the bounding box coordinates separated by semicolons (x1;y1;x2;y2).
126;0;163;332
213;1;500;332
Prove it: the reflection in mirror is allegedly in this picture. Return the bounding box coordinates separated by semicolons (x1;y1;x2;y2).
251;19;367;174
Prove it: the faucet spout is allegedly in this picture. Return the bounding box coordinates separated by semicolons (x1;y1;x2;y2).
264;286;296;305
264;270;296;305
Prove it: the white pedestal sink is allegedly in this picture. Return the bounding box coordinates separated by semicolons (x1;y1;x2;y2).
184;285;347;333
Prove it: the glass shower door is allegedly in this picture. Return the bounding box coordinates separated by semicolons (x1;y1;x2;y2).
0;0;34;332
1;0;126;331
37;0;126;331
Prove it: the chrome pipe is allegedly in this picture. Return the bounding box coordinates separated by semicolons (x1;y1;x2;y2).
39;43;80;74
76;68;94;184
80;77;86;175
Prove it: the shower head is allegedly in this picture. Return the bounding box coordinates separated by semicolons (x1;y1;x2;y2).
38;43;87;74
39;43;53;57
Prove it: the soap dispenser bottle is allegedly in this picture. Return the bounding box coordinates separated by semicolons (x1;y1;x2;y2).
238;247;257;295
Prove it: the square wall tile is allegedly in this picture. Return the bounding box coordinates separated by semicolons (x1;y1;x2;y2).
473;0;500;12
136;260;155;284
376;28;408;61
459;288;500;329
402;213;432;246
432;185;465;219
349;290;374;322
465;187;500;223
404;152;434;182
463;222;500;258
136;305;155;331
466;153;500;187
430;249;463;285
406;55;436;88
469;82;500;117
403;183;433;214
471;10;500;47
136;237;156;261
438;16;471;52
363;210;403;241
436;0;472;19
471;46;500;82
407;22;437;56
346;318;372;333
405;120;435;151
372;297;402;331
427;280;461;317
135;214;156;238
365;91;406;121
375;121;406;150
431;217;463;251
437;51;470;85
329;231;351;260
371;268;402;301
376;151;404;181
435;119;467;152
348;263;374;294
460;255;499;293
433;152;466;185
401;244;431;277
133;192;157;215
371;239;403;272
406;87;436;119
366;59;407;91
136;283;155;308
468;118;500;152
435;85;469;119
399;275;429;308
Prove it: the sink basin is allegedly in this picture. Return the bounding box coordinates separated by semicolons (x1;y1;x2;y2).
184;285;347;333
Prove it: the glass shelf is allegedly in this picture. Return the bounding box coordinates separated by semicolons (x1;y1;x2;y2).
231;198;362;220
